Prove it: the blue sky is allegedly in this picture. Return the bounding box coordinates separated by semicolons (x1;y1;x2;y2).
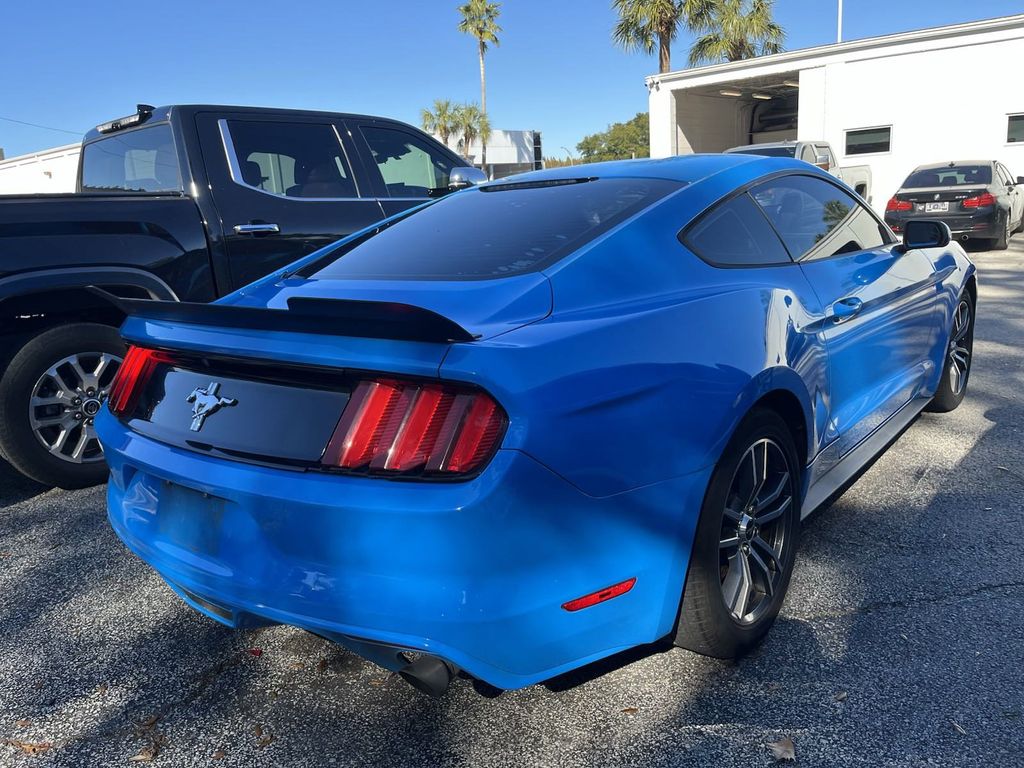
0;1;1019;160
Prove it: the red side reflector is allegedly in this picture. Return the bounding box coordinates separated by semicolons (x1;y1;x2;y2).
322;377;506;477
108;346;170;417
561;578;637;612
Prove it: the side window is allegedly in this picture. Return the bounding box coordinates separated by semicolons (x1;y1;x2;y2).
681;193;792;267
361;126;457;198
223;120;356;199
799;145;817;164
751;175;890;261
845;126;891;155
81;124;181;193
1007;114;1024;143
998;164;1014;187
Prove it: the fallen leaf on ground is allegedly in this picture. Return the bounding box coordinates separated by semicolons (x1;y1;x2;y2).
128;745;157;762
368;678;384;687
288;661;304;671
137;715;160;729
257;735;274;749
951;720;967;735
96;684;108;696
317;658;329;672
15;719;31;728
768;736;796;762
834;691;848;702
212;748;226;760
621;707;638;715
253;724;263;738
3;739;52;756
247;648;263;657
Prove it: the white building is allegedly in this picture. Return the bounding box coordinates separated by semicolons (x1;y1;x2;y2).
647;14;1024;211
0;143;81;194
439;129;543;179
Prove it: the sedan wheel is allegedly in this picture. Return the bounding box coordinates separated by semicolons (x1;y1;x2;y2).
674;409;800;658
718;439;793;625
927;292;975;414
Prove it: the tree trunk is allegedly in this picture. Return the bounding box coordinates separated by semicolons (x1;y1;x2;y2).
479;40;488;177
659;32;671;73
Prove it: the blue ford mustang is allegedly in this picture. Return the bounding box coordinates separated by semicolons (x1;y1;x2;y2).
96;155;976;695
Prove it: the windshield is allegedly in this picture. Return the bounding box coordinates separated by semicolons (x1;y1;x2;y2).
728;146;797;158
81;124;182;194
307;177;681;281
902;165;993;188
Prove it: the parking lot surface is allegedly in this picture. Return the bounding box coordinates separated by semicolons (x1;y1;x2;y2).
1;243;1022;768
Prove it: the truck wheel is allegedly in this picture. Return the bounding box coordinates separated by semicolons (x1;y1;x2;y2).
0;324;124;489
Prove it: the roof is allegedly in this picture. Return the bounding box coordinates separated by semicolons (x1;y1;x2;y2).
913;160;996;170
82;104;413;142
494;154;763;185
648;13;1024;88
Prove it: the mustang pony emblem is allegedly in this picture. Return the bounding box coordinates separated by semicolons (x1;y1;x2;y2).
186;382;237;432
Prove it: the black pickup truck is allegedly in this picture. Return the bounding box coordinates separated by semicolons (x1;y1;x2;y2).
0;104;482;488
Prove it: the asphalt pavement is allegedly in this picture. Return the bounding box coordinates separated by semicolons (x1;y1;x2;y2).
1;241;1022;767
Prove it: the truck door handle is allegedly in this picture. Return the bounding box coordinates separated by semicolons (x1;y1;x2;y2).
233;222;280;235
831;297;864;323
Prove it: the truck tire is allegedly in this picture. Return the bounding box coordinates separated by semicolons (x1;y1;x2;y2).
0;323;124;489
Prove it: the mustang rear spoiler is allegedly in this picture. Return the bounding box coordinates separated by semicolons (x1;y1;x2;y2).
88;288;478;344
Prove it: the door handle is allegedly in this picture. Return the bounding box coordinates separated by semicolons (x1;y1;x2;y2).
233;222;280;235
831;297;864;323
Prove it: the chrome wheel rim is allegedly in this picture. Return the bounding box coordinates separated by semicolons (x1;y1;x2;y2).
948;300;972;396
29;352;122;464
719;438;793;625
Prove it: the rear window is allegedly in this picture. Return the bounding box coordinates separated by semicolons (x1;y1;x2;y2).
308;178;680;280
728;146;797;158
81;124;182;194
902;165;992;188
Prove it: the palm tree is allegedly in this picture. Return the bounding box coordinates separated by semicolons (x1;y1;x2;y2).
421;99;458;149
612;0;687;74
454;104;491;163
686;0;784;66
458;0;501;172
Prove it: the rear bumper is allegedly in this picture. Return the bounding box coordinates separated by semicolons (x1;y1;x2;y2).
97;409;707;689
886;209;1000;238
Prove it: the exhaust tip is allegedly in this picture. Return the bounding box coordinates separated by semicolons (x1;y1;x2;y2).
398;656;454;697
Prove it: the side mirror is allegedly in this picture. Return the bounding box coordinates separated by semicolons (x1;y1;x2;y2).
900;219;951;252
1017;176;1024;185
448;166;487;191
814;154;830;171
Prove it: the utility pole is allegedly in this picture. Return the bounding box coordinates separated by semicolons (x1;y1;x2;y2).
837;0;843;43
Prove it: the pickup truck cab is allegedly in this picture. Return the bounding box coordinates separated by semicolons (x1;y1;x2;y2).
725;140;872;204
0;104;481;488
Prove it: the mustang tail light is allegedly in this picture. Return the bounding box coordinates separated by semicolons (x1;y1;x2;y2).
885;197;913;213
322;378;506;477
108;346;170;417
961;192;997;209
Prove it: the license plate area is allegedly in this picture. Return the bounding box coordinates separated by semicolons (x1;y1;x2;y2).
923;202;949;212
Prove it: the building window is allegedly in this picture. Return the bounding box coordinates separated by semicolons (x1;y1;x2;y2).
1007;115;1024;143
845;126;891;156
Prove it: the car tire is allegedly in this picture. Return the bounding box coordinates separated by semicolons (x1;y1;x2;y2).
673;408;801;659
926;291;975;413
0;323;124;489
992;214;1010;250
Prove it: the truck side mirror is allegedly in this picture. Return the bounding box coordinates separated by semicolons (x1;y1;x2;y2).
814;154;831;171
900;219;951;252
449;167;487;191
1016;176;1024;185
